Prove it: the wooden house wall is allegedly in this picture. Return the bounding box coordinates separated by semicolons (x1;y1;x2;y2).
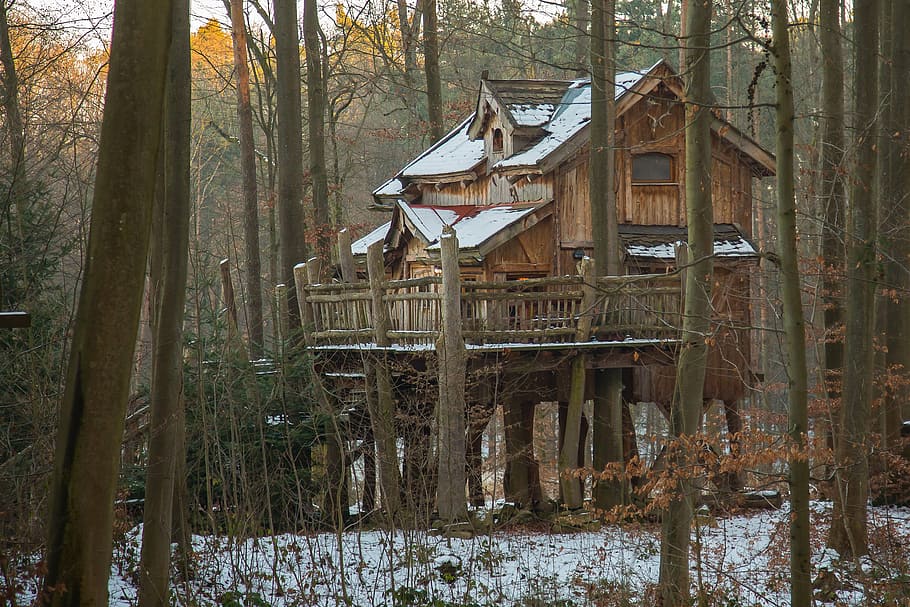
483;218;555;278
553;85;756;252
419;173;553;207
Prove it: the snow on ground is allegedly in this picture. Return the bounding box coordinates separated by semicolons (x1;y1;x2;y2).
18;502;910;606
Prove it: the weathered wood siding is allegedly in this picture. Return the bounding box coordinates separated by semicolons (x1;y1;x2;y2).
420;173;553;207
483;218;555;278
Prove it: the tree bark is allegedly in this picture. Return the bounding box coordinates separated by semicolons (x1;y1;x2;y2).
829;0;879;560
589;0;625;512
275;0;308;332
303;0;331;273
228;0;264;358
659;0;712;603
435;226;467;520
138;1;191;604
42;2;172;605
770;2;810;604
422;0;443;142
0;0;23;170
818;0;845;481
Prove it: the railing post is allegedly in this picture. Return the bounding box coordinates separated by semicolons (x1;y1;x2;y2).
575;257;596;341
437;225;467;519
337;228;357;283
366;240;391;346
292;262;313;345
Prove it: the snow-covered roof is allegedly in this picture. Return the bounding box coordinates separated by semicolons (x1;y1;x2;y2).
396;199;550;254
373;177;405;200
507;102;556;127
620;224;758;260
495;68;653;171
400;116;486;179
350;221;391;256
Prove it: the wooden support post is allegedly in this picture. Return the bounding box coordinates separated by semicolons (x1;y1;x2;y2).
365;239;400;515
559;257;595;508
276;283;288;355
293;262;314;345
436;225;467;520
503;399;540;508
467;401;496;507
338;228;357;283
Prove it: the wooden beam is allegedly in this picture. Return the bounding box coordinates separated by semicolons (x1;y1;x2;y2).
0;311;30;328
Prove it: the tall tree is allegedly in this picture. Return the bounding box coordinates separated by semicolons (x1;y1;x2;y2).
41;1;173;605
304;0;331;268
137;0;191;604
589;0;624;512
423;0;443;142
274;0;308;330
228;0;264;358
818;0;845;445
659;0;712;604
770;1;810;604
881;0;910;452
0;0;23;170
829;0;879;559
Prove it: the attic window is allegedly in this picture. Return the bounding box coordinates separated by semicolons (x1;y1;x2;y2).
492;128;504;153
632;152;674;183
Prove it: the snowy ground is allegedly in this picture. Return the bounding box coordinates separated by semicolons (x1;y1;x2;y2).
17;502;910;606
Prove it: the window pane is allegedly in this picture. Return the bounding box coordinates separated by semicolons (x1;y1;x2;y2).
632;153;672;182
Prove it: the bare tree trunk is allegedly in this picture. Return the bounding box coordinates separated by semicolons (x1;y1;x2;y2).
42;2;172;605
659;0;712;603
770;2;810;604
422;0;443;142
275;0;308;331
818;0;845;485
571;0;590;76
589;0;625;512
228;0;264;358
303;0;331;272
138;1;190;604
830;0;879;560
881;0;909;453
0;0;23;170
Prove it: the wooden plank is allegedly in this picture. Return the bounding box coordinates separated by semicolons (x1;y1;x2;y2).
0;311;30;328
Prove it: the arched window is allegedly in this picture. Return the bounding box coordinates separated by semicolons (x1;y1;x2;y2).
632;152;674;183
492;128;504;153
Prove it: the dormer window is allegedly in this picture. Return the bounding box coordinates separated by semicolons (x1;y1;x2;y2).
492;128;504;154
632;152;674;183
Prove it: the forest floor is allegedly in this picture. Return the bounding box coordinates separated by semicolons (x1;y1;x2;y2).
16;501;910;606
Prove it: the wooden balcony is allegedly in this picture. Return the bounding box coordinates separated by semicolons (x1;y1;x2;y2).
298;272;682;352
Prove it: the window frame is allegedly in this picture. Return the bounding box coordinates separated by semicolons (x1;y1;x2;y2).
631;152;675;184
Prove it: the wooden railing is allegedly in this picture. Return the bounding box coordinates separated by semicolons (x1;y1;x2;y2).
300;270;681;348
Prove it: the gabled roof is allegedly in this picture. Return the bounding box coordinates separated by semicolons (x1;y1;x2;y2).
619;224;758;261
350;221;391;256
380;199;553;261
371;60;775;204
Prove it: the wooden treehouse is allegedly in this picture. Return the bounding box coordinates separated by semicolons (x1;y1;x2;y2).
294;60;775;514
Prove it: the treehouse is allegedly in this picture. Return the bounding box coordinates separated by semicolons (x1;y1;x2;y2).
295;60;775;512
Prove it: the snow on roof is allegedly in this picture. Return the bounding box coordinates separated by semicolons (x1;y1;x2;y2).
426;204;542;250
507;103;556;127
373;177;405;199
350;221;391;256
621;224;758;260
398;200;544;252
496;68;653;171
399;115;486;179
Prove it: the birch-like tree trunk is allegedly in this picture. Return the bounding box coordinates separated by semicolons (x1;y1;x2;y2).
42;2;172;605
228;0;264;358
659;0;712;603
770;2;810;604
138;1;190;604
829;0;879;560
